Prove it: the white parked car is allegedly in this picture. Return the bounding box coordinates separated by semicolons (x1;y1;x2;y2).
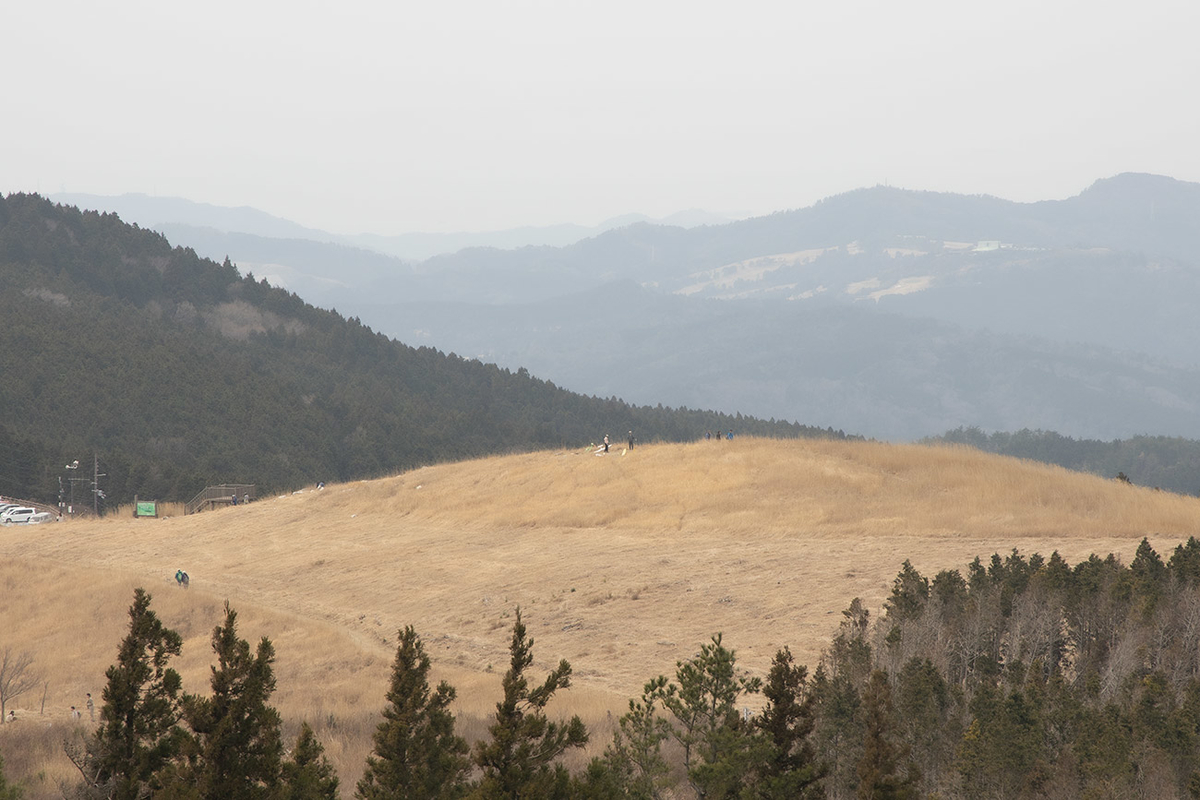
26;512;53;524
1;507;39;524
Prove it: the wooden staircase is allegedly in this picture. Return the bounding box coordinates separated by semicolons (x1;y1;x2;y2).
185;484;257;515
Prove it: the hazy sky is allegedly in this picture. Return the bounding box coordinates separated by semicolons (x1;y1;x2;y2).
5;0;1198;234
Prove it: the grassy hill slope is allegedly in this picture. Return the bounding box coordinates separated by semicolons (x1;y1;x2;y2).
2;437;1198;796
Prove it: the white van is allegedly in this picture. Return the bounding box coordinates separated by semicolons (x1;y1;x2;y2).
0;507;39;524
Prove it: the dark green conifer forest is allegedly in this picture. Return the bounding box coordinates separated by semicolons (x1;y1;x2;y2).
929;427;1200;497
0;193;842;508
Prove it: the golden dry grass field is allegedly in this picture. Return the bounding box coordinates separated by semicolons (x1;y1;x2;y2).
3;437;1199;796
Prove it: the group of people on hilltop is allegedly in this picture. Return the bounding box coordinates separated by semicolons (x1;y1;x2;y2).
597;431;636;453
596;429;734;451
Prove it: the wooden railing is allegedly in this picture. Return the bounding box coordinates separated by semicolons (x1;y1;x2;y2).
0;496;61;519
185;484;257;515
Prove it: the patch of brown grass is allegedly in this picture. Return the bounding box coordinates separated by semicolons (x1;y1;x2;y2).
2;437;1197;797
0;719;84;797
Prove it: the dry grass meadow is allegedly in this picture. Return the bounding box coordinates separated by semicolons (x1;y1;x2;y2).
3;437;1199;796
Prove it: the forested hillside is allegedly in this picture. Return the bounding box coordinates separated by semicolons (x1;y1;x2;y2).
797;541;1200;799
0;194;832;507
930;427;1200;497
578;540;1200;799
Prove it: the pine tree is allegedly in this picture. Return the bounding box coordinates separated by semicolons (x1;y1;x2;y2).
595;675;675;799
178;601;284;800
855;671;915;800
957;682;1046;799
748;647;824;799
472;609;588;799
279;723;339;800
884;562;929;624
894;658;951;795
661;633;761;799
356;626;469;800
71;588;184;800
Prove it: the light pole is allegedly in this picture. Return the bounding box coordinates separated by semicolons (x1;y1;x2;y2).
91;454;105;517
64;460;81;516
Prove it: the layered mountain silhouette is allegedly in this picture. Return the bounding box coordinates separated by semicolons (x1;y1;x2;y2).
41;174;1200;441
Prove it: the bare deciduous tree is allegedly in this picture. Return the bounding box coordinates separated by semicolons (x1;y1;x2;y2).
0;647;39;722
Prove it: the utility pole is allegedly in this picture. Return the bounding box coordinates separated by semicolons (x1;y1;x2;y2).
65;459;84;516
92;454;106;517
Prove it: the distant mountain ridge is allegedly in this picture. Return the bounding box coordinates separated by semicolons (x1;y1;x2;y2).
320;173;1200;441
411;172;1200;300
48;192;735;261
42;174;1200;442
375;280;1200;441
50;192;333;241
351;207;733;261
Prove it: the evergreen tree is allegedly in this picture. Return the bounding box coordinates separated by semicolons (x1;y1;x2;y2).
884;562;928;624
958;682;1045;798
356;626;469;800
893;658;952;796
594;676;676;799
855;671;915;800
747;647;824;799
826;600;872;685
176;602;284;800
279;723;339;800
662;633;761;799
570;758;625;800
472;609;588;799
71;588;184;800
1126;537;1167;615
811;668;863;798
